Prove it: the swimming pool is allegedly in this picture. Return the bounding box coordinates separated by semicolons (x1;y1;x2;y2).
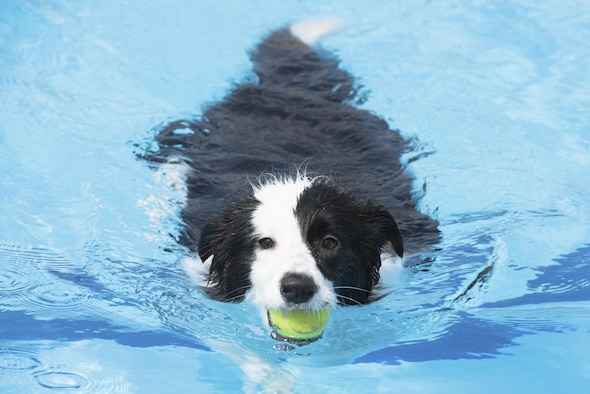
1;0;589;392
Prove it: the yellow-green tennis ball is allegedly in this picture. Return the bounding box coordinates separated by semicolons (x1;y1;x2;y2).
268;308;330;340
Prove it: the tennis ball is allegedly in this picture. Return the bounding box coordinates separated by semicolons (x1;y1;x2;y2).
267;308;330;341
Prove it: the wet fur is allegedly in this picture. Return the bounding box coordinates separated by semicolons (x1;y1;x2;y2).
145;25;439;310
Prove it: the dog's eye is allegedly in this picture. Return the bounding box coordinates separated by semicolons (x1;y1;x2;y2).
258;237;275;249
322;236;339;251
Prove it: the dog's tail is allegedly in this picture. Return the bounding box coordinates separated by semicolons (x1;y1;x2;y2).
289;18;346;45
250;18;353;103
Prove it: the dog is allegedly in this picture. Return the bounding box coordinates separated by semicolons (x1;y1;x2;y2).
145;19;439;341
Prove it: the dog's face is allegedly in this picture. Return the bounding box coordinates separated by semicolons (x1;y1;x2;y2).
197;176;404;314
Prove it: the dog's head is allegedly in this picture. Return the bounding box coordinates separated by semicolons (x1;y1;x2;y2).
196;175;403;315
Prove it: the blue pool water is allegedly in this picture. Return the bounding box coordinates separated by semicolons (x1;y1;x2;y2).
1;0;589;392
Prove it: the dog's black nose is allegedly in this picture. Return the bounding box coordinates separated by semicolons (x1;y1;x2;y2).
280;273;317;304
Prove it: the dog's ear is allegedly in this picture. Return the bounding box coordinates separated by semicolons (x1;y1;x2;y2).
370;209;404;258
195;211;255;302
198;223;217;262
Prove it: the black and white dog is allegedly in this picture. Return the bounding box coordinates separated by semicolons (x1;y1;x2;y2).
147;19;439;333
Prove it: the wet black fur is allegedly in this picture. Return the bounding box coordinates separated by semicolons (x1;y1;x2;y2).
146;27;440;304
294;181;404;304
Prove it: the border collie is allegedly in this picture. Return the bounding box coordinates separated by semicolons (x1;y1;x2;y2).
145;19;439;340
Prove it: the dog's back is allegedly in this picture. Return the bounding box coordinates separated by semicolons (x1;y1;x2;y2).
151;21;439;254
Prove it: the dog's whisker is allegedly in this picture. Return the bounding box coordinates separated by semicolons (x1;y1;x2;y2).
204;284;251;303
221;294;246;303
333;286;374;304
334;294;364;306
221;287;251;302
333;286;372;293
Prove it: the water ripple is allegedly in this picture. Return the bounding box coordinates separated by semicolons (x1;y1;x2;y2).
25;282;92;313
0;346;128;393
0;246;40;310
0;243;92;314
0;266;35;295
31;365;129;393
0;348;43;371
33;370;89;391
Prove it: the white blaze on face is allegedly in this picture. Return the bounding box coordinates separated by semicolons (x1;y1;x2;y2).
245;176;336;311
